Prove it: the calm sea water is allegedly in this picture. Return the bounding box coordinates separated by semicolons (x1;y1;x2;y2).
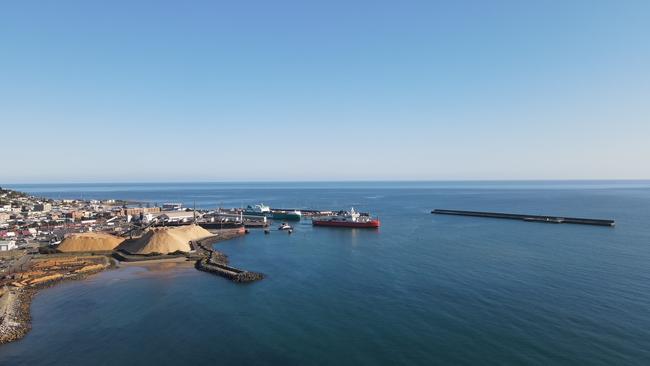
1;181;650;365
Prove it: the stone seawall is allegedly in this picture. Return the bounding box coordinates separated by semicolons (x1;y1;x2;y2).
194;231;264;283
195;259;264;283
0;259;111;345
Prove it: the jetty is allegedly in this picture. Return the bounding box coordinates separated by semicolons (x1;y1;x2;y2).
431;209;615;227
193;234;264;283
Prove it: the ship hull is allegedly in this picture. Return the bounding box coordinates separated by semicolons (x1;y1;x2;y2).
271;212;301;221
199;222;245;230
312;219;380;228
243;211;268;218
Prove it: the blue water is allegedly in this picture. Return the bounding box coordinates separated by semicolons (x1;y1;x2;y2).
1;181;650;365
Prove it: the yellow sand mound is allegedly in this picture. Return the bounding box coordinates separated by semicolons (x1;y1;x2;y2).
117;225;212;255
58;232;125;252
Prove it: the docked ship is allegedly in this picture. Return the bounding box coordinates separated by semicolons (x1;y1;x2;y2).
312;208;380;228
244;204;271;216
271;210;302;221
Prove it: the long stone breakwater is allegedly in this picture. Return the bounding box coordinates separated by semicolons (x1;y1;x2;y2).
194;232;264;283
431;209;615;227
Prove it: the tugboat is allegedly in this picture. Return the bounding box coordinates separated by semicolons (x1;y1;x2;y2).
312;208;380;228
278;222;293;231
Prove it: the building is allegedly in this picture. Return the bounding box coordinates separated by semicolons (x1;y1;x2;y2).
0;212;9;223
34;203;52;212
120;207;161;217
162;203;183;211
65;211;85;220
0;240;16;251
156;211;198;223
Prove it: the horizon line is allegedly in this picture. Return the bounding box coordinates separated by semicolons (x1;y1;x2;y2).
4;178;650;186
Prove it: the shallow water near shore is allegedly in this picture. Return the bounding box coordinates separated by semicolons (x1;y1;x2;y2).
2;181;650;365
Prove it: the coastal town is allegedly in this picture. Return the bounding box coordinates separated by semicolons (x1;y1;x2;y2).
0;187;260;344
0;186;195;250
0;186;383;345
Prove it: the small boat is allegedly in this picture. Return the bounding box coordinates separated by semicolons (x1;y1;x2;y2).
278;223;293;231
312;208;380;228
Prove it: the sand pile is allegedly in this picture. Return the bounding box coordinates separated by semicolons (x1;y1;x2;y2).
117;225;212;255
58;232;125;252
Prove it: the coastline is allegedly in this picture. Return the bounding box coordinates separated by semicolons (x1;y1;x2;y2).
0;263;111;345
0;228;257;346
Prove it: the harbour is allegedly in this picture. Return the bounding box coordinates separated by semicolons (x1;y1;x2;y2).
1;181;649;366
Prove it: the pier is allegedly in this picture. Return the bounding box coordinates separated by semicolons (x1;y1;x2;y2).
431;209;615;227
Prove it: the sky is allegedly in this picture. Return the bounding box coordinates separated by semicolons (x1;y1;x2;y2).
1;0;649;183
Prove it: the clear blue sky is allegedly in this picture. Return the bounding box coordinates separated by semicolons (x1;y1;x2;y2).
1;0;649;183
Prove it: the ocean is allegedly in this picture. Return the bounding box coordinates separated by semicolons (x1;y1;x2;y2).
1;181;649;365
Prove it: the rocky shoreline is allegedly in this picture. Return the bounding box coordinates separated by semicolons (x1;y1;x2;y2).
0;287;35;344
0;265;110;345
0;229;260;346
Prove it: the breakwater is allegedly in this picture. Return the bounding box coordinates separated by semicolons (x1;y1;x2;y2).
195;259;264;283
194;233;264;283
431;209;615;227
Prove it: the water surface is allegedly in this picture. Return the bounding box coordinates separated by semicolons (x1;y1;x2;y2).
1;181;649;365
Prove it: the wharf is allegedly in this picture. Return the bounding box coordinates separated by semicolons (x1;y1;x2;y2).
431;209;615;227
211;211;269;227
243;221;268;228
270;208;333;217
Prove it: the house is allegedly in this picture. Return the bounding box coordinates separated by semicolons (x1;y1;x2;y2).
33;203;52;212
65;211;85;220
0;240;16;251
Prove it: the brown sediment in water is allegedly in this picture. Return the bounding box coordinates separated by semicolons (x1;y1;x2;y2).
121;257;195;273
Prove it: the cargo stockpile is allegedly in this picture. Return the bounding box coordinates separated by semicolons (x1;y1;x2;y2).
58;232;125;252
117;225;212;255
